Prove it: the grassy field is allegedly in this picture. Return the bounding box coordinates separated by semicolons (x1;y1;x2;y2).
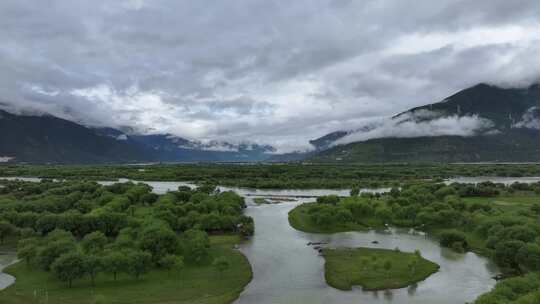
0;235;252;304
462;195;540;211
288;203;375;234
323;248;439;291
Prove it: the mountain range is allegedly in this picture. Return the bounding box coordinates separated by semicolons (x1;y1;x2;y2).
309;83;540;163
0;110;273;164
2;83;540;164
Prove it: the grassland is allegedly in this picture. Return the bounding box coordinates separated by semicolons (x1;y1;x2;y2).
323;248;439;291
0;235;252;304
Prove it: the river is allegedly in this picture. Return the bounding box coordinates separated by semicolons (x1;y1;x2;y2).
0;252;17;290
0;176;521;302
99;180;499;303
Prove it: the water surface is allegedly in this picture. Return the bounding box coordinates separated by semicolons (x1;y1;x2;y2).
448;176;540;185
0;253;17;290
234;199;498;304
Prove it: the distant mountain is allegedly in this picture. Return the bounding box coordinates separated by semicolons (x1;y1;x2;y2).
310;83;540;163
0;108;275;164
129;134;275;162
309;131;349;150
394;83;540;128
0;110;150;163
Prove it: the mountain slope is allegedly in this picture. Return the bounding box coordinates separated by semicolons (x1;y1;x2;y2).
0;110;151;163
130;134;274;162
309;83;540;163
0;110;275;164
395;83;540;127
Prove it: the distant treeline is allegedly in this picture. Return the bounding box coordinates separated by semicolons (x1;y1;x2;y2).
2;163;540;189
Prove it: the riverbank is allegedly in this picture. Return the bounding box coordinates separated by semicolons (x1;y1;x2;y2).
0;235;252;304
323;247;440;291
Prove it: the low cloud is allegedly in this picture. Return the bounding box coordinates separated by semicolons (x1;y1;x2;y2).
1;1;540;152
0;156;15;163
334;112;495;145
513;106;540;129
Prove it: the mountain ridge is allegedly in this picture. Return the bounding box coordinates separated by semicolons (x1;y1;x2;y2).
308;83;540;163
0;108;275;163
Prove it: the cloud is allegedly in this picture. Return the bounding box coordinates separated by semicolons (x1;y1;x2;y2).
1;0;540;152
335;112;495;145
513;106;540;129
0;156;15;163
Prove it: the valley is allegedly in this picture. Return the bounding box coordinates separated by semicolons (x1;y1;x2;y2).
1;164;540;303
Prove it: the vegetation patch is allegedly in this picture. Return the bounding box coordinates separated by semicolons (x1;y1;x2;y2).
288;181;540;301
474;272;540;304
253;197;272;205
323;247;439;291
288;203;369;233
5;163;540;189
1;237;252;304
0;179;254;304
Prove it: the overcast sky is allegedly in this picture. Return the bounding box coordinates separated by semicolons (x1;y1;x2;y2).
2;0;540;152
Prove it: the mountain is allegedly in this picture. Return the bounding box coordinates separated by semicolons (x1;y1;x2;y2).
129;134;275;162
309;83;540;163
309;131;349;150
0;109;151;163
0;109;275;164
394;83;540;128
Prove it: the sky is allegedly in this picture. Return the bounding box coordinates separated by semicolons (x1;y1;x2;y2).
1;0;540;152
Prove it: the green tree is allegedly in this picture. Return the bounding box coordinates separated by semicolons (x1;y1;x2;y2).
196;184;217;195
127;205;136;217
360;258;370;270
375;207;393;223
139;223;178;262
102;250;129;281
51;252;86;288
38;239;77;270
383;260;393;277
81;231;108;254
439;230;468;251
494;240;525;270
0;220;16;244
408;257;419;275
160;254;179;276
182;229;210;264
517;243;540;271
17;238;39;266
175;256;185;282
83;255;102;286
127;250;152;280
212;256;230;277
316;195;340;205
531;203;540;215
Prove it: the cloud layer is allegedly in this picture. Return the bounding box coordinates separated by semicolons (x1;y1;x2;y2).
2;0;540;152
335;112;494;145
